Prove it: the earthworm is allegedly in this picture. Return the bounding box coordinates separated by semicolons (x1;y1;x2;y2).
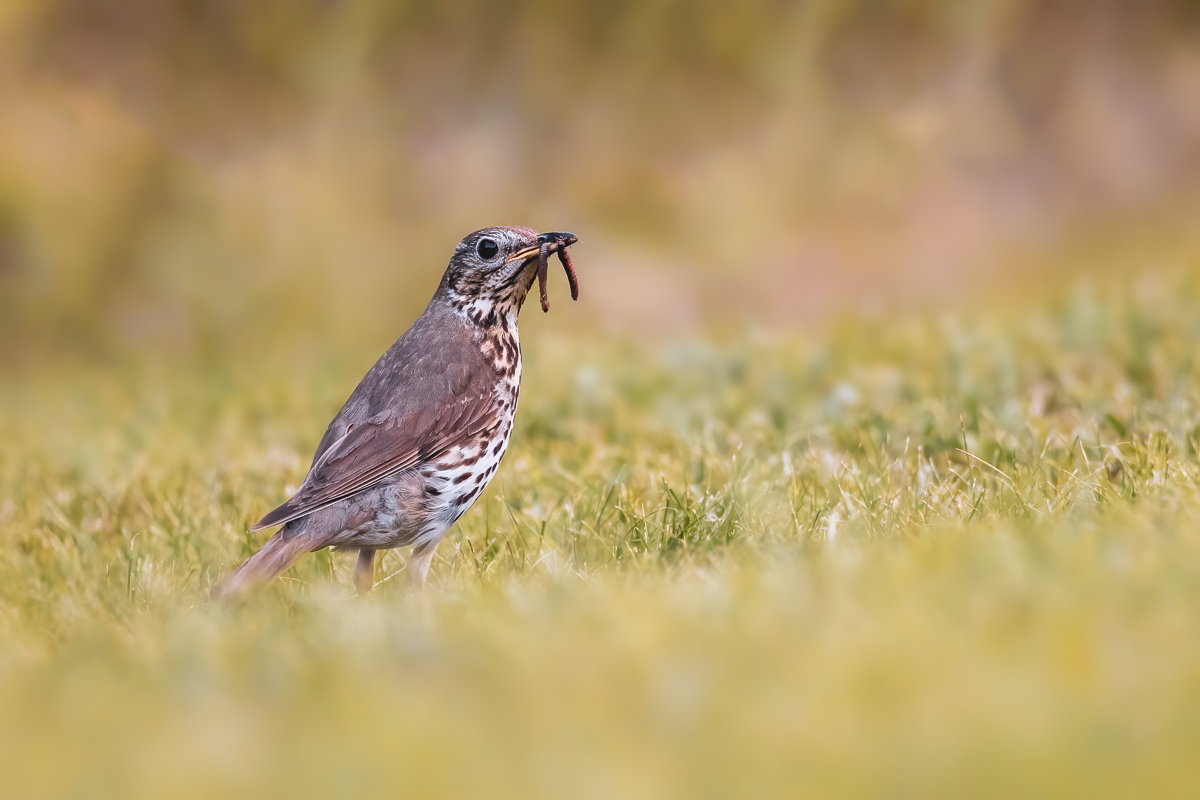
558;247;579;301
536;240;579;313
538;242;551;313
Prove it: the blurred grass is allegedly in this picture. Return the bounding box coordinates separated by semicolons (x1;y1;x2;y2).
6;270;1200;796
4;0;1200;357
5;1;1200;796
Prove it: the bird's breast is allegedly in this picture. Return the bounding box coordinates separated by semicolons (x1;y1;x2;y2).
480;323;522;385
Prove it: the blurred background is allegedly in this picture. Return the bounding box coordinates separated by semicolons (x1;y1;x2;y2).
3;0;1200;367
7;4;1200;797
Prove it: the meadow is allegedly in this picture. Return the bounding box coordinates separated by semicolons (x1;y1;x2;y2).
4;1;1200;796
5;246;1200;797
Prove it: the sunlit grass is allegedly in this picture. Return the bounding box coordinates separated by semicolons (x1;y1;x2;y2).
4;274;1200;797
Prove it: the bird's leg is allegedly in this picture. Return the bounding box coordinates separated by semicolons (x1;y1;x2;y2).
354;548;375;595
407;541;438;588
537;242;551;312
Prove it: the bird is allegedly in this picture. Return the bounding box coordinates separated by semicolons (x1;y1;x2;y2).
214;227;580;597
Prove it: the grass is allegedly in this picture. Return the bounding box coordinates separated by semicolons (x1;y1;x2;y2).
4;272;1200;797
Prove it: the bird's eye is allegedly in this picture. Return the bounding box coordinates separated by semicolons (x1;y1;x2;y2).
477;238;499;260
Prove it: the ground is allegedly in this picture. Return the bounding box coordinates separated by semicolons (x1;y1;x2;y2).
3;267;1200;798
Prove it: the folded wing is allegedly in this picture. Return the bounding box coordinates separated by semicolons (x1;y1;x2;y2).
251;349;499;532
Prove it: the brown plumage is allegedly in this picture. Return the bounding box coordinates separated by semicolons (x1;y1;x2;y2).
214;227;579;597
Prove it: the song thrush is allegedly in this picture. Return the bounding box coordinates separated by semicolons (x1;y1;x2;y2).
215;227;580;596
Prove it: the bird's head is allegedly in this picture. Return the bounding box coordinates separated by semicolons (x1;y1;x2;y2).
439;226;579;325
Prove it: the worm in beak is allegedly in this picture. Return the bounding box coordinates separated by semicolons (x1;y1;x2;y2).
538;242;551;313
560;246;579;301
534;233;580;313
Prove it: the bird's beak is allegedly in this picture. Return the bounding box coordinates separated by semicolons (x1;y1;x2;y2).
505;231;579;263
538;231;579;247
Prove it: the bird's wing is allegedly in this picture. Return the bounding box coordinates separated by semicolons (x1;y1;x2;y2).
251;358;500;532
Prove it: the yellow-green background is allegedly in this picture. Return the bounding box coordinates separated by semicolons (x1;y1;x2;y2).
3;2;1200;797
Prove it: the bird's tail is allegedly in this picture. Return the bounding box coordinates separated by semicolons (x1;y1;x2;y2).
212;524;321;599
